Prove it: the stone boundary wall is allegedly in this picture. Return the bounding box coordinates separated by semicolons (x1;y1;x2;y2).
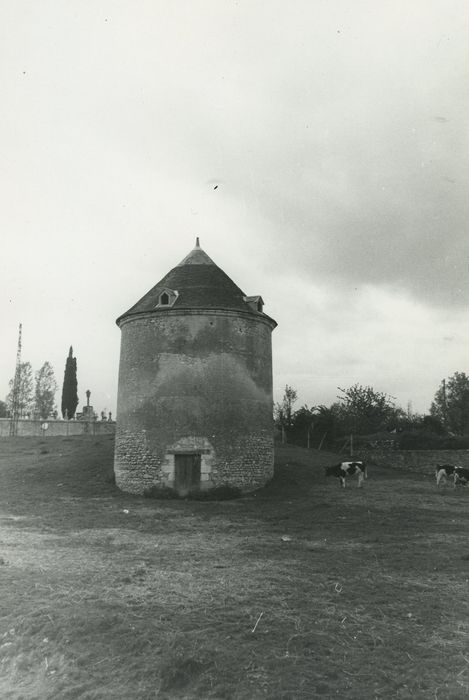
0;418;116;438
355;448;469;475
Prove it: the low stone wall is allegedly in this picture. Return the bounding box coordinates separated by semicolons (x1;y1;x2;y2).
0;418;116;438
355;448;469;475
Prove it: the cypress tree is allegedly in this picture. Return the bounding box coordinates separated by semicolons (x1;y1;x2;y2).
61;346;79;419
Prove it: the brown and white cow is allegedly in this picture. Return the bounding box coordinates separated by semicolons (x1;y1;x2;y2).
325;461;367;488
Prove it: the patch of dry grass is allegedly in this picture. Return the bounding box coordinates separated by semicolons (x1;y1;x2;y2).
1;436;469;698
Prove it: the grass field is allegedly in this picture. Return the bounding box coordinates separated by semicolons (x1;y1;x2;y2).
1;435;469;699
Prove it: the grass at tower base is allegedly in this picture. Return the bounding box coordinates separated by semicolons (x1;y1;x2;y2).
0;435;468;698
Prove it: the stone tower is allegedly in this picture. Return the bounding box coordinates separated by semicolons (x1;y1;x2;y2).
114;239;277;496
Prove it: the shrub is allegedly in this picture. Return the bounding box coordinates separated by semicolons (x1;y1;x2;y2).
188;486;242;501
143;485;179;499
143;485;243;500
398;431;469;450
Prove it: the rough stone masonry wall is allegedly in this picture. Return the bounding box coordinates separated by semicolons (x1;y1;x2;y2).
0;418;116;438
210;431;274;491
114;427;162;494
114;309;275;494
357;447;469;475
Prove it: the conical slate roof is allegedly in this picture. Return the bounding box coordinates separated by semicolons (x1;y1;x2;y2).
116;240;276;326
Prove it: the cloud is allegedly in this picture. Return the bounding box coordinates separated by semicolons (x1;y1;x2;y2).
204;67;469;305
1;0;468;417
271;279;469;413
127;0;469;307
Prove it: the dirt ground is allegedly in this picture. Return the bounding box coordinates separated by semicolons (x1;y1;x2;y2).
0;435;468;699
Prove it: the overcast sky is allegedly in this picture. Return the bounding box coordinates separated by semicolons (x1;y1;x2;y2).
1;1;468;418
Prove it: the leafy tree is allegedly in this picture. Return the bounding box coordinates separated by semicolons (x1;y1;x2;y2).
0;400;7;418
288;405;315;447
392;408;445;436
288;404;339;448
421;414;446;435
334;383;399;435
6;362;34;417
35;362;58;419
311;405;341;446
430;372;469;435
274;385;298;442
61;346;79;419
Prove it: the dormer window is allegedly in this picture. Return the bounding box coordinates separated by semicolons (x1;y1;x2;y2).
155;288;178;308
243;295;264;313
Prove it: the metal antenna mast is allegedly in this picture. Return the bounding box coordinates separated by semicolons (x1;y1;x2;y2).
9;323;22;437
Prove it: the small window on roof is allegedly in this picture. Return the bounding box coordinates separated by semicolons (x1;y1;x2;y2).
155;288;178;308
243;295;264;313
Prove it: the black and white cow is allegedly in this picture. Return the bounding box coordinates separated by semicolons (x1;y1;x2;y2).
435;464;456;486
454;467;469;487
325;461;367;488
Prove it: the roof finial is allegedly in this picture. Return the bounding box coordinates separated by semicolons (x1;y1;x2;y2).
195;237;200;248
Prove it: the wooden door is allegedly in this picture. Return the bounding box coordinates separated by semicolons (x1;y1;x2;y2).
174;453;201;495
